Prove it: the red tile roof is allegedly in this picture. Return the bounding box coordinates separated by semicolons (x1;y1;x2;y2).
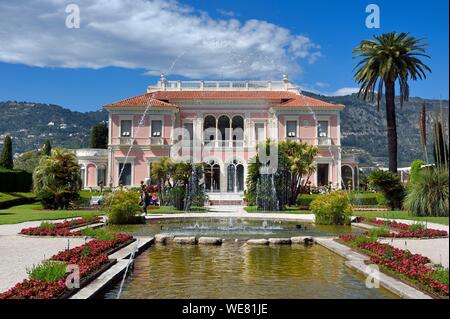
105;90;344;109
105;93;177;108
272;95;344;108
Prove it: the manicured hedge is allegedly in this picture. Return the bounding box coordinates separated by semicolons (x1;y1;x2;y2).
0;169;32;192
297;192;387;208
296;194;319;208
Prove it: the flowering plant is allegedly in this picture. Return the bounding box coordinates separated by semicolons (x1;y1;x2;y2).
0;233;133;299
20;217;102;237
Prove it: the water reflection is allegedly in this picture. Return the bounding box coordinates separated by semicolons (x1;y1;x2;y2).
102;243;397;299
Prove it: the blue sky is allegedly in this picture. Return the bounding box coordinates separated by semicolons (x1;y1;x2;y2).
0;0;448;112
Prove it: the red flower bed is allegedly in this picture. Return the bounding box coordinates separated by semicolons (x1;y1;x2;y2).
359;218;448;238
0;279;66;300
0;233;133;299
338;234;449;297
393;228;448;238
19;217;102;237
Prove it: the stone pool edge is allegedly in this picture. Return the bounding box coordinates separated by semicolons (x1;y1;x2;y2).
69;236;154;299
314;237;432;299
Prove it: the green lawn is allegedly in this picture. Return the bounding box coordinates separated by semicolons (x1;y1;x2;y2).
354;210;449;226
245;206;448;225
0;204;102;225
244;206;311;214
0;192;35;203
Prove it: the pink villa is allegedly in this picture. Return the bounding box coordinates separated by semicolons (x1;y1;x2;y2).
76;75;358;196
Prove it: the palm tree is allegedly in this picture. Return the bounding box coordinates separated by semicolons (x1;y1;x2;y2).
353;32;431;172
33;148;82;209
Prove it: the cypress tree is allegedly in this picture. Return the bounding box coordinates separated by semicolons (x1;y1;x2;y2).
89;122;108;149
42;140;52;156
0;135;14;169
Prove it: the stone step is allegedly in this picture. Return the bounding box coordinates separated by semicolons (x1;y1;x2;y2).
208;200;243;206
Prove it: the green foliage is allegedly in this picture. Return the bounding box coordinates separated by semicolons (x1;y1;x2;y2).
150;158;206;210
13;150;41;174
408;222;426;232
39;221;56;231
296;194;319;207
404;168;449;217
368;170;405;210
433;121;449;168
33;148;82;209
310;191;353;225
102;189;141;224
297;192;387;208
0;169;32;192
430;267;449;286
89;122;108;149
409;160;425;184
42;140;52;156
80;227;114;241
246;139;318;209
367;227;391;240
0;135;13;169
27;261;67;283
168;186;186;210
353;32;431;172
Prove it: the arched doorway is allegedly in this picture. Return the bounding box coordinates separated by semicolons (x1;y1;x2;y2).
227;160;244;192
205;160;220;192
341;165;354;190
203;115;216;146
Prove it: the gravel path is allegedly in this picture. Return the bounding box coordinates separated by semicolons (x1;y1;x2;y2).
0;219;87;293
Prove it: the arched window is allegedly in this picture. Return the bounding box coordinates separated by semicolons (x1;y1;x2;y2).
97;165;106;186
226;159;244;192
79;165;86;188
218;115;230;147
232;116;244;147
204;160;220;192
341;165;354;190
203;115;216;146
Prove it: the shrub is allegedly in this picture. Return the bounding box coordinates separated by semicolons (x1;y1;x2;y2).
0;169;32;192
102;189;141;224
409;160;425;184
39;222;57;231
404;168;449;217
368;170;405;210
349;192;377;206
296;194;319;207
367;227;391;240
168;186;186;210
27;261;67;283
80;228;114;241
33;148;82;209
310;191;353;225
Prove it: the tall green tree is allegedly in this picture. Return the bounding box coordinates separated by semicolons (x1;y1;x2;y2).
33;148;82;209
89;122;108;149
0;135;13;169
42;140;52;156
353;32;431;172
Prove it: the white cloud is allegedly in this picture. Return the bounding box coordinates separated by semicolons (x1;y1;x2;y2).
0;0;321;79
332;87;360;96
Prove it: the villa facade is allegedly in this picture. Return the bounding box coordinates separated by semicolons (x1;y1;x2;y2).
77;76;358;193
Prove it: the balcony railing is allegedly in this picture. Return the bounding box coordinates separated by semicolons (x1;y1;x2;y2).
279;137;337;146
148;79;300;92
